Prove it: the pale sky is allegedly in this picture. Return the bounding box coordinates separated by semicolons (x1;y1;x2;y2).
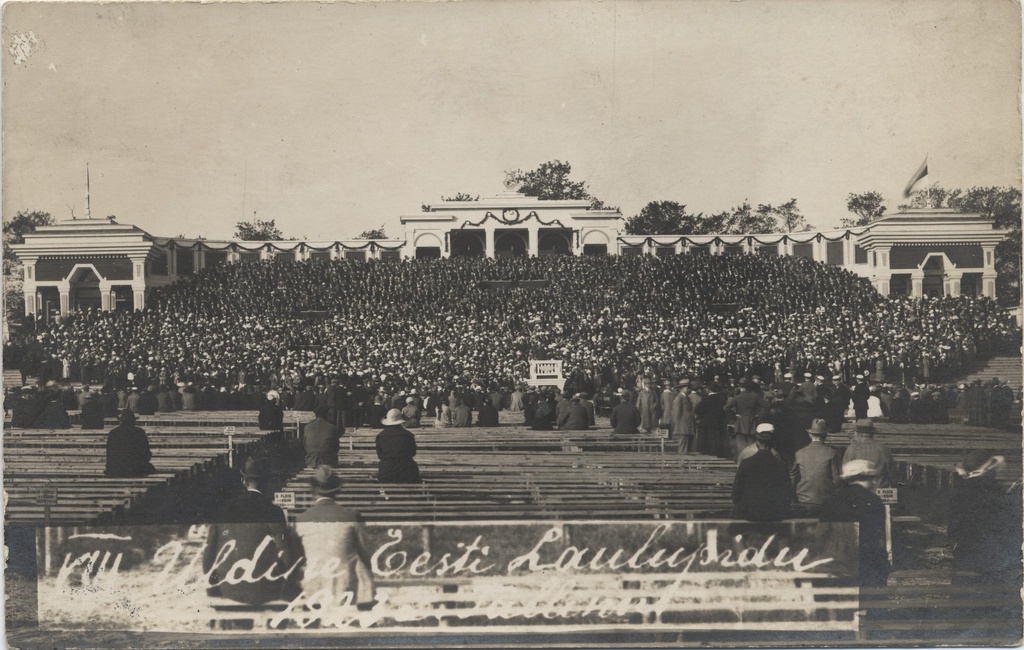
2;0;1021;240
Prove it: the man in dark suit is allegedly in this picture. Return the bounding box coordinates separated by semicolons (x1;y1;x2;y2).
135;385;158;416
80;391;107;430
476;400;499;426
294;466;376;610
294;385;316;412
304;406;340;468
105;409;155;477
724;378;762;459
731;429;793;522
820;460;889;588
610;390;641;435
202;456;302;605
557;397;591;430
695;382;729;458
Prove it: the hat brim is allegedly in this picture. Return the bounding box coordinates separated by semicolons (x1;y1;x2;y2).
381;417;406;426
841;469;880;480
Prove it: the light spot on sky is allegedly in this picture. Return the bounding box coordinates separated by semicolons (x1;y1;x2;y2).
48;63;56;72
8;31;39;65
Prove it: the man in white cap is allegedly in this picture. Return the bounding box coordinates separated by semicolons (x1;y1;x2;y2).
790;418;841;514
731;427;793;522
852;374;871;419
819;459;889;588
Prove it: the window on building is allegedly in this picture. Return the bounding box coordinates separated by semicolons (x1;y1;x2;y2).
757;245;778;256
205;250;228;267
689;245;710;256
792;243;814;259
826;241;844;265
655;246;676;258
149;252;169;276
416;247;441;260
239;251;261;264
309;251;332;262
723;245;744;255
175;249;194;276
621;246;643;256
854;245;868;264
583;244;608;256
380;251;401;261
345;251;367;262
275;251;294;262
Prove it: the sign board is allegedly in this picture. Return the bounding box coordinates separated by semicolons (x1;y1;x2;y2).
222;426;236;436
875;487;898;505
32;520;858;635
35;487;58;506
273;492;295;509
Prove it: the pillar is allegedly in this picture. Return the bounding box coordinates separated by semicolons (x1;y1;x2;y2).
528;229;539;257
911;271;924;298
100;291;111;312
24;293;35;317
133;289;146;311
983;273;997;299
485;229;495;259
59;290;70;316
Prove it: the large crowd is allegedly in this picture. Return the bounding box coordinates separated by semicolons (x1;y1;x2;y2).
5;254;1019;398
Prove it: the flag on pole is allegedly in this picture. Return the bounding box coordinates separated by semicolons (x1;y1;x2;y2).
902;156;928;199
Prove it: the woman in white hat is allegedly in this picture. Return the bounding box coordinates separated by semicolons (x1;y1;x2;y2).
376;408;420;483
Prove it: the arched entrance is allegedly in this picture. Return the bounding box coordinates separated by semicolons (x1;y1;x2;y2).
495;231;528;258
69;267;102;312
922;255;945;298
538;229;572;256
450;230;485;258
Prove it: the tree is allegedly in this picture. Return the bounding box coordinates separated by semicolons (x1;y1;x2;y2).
899;185;1021;307
758;199;811;232
842;191;887;227
3;210;54;321
624;201;704;235
443;193;479;202
356;224;387;239
506;160;615;211
234;218;284;241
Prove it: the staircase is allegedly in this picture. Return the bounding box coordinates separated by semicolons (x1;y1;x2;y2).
2;368;23;389
958;355;1023;390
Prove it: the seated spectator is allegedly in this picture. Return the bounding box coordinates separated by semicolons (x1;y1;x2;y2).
10;385;43;428
736;422;783;464
105;409;156;477
376;408;421;483
80;391;107;430
400;396;422;428
610;390;641;435
434;401;453;428
294;466;376;611
304;406;340;468
577;392;596;427
558;396;591;430
477;400;499;427
731;429;792;522
531;393;556;431
451;399;472;428
156;385;175;413
31;390;72;429
136;386;158;416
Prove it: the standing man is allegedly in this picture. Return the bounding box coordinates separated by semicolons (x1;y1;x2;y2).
724;377;761;459
820;460;890;588
671;379;698;453
790;418;841;515
852;374;871;420
695;382;729;458
635;378;660;434
660;383;678;438
731;429;793;522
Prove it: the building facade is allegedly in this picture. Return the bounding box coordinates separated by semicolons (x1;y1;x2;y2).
11;188;1005;321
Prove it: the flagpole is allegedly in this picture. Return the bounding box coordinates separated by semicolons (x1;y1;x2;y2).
85;163;91;219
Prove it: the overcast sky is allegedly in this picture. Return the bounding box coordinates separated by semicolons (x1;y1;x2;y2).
3;0;1020;240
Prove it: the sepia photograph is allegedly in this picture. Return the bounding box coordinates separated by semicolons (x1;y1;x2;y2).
2;0;1022;647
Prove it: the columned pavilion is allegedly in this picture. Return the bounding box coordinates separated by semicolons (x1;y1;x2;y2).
10;191;1006;321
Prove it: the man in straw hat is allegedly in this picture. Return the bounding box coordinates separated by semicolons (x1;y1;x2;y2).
294;466;376;610
202;455;302;605
376;408;421;483
790;418;841;515
819;459;889;588
842;418;897;488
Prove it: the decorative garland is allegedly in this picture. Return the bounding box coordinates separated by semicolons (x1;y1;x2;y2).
458;210;569;230
618;229;862;248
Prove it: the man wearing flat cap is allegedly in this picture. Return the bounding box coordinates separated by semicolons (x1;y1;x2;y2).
203;456;302;605
294;466;376;610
